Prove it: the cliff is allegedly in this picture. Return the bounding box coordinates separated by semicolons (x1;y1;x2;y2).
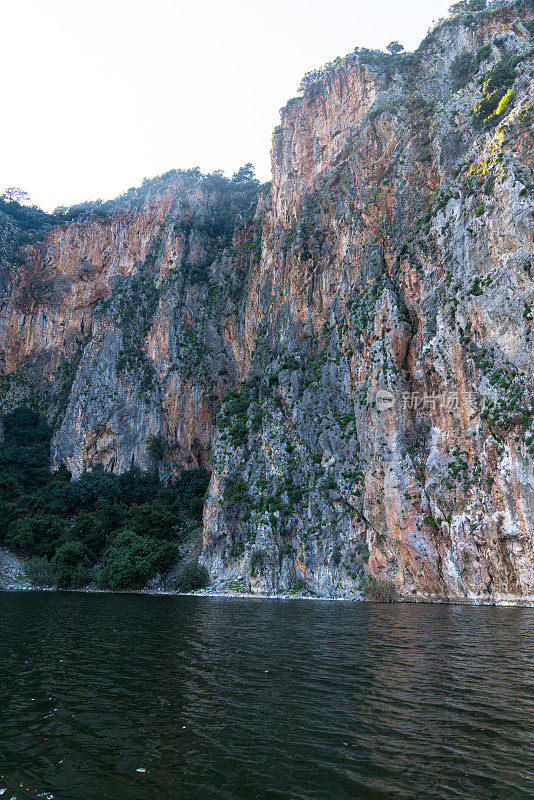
1;0;533;601
0;170;261;477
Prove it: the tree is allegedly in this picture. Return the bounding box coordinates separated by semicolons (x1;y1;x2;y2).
69;512;109;559
450;52;476;89
176;468;210;508
1;187;30;205
449;0;486;13
25;556;54;588
6;514;65;557
386;41;405;55
127;498;177;540
179;562;209;592
298;68;326;92
97;530;177;590
51;540;91;589
188;495;205;520
146;433;166;461
232;163;257;184
0;406;210;586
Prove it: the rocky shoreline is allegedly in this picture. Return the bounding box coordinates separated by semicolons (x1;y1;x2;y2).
3;547;534;605
2;586;533;608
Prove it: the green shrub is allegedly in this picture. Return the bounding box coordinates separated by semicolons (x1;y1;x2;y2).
476;43;492;64
0;407;53;488
362;576;398;602
175;468;210;507
224;478;248;504
25;556;54;588
450;52;476;89
230;419;248;445
473;57;518;128
495;87;514;117
0;198;64;266
250;549;267;576
6;514;65;558
0;407;209;585
449;0;486;12
484;175;496;196
325;475;338;491
146;433;166;461
127;499;177;540
179;562;209;592
97;530;177;590
229;538;245;559
69;511;112;558
188;495;205;520
470;277;484;296
51;540;92;589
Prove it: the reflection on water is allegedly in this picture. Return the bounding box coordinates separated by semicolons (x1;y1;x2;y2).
0;593;533;799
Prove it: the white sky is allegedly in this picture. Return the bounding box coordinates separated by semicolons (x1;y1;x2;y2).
1;0;452;211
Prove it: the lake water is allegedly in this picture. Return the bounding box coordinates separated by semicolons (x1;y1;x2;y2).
0;593;533;800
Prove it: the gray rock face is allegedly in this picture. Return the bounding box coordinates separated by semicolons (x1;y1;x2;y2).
201;3;534;601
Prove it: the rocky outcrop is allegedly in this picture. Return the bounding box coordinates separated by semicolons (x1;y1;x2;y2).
0;547;31;589
0;1;533;602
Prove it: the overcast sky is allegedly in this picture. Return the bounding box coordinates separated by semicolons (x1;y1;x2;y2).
1;0;453;211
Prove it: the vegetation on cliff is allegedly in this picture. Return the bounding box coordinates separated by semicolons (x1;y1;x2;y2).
0;407;209;590
296;0;530;94
0;192;64;269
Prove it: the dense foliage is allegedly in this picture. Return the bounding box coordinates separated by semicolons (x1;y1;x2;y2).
178;562;210;592
0;407;210;590
0;194;64;268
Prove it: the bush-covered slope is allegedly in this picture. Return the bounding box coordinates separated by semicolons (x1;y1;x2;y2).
0;407;209;590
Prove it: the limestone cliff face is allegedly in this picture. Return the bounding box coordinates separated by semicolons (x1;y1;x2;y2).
0;171;261;476
202;1;534;602
1;1;533;601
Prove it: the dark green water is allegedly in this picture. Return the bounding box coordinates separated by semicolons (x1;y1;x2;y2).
0;594;533;800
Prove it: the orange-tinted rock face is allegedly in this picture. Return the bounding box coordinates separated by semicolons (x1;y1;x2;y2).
202;2;534;602
271;63;381;226
1;179;181;375
0;171;260;475
0;3;533;601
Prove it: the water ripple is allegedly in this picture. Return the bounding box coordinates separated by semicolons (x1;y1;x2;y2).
0;593;533;800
